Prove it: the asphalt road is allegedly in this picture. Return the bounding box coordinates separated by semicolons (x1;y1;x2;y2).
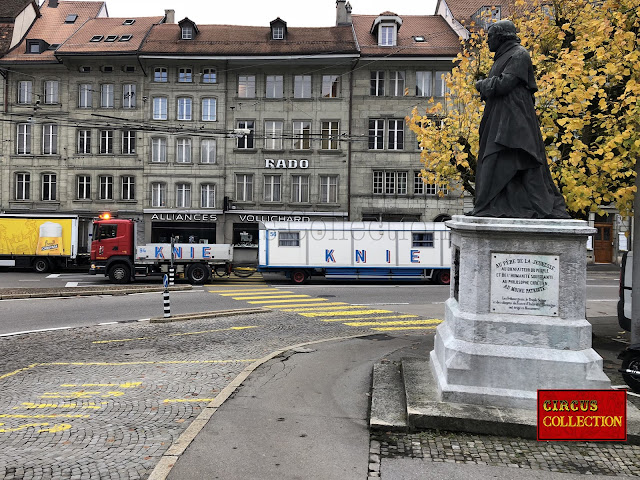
0;268;619;336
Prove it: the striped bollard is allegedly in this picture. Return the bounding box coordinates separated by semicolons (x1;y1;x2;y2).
169;266;175;287
163;274;171;318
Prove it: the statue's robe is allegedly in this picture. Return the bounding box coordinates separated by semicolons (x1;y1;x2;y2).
471;40;569;218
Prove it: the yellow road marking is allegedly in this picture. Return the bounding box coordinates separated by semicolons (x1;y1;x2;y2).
163;398;217;403
321;314;420;322
60;382;142;388
372;326;439;331
41;359;257;366
209;287;276;293
280;305;375;312
247;298;319;304
0;414;90;419
229;294;310;300
300;309;392;317
265;302;346;309
0;364;39;380
15;402;106;410
0;422;72;433
345;319;442;327
92;326;258;344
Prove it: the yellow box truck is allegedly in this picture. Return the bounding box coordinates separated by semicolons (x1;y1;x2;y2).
0;214;88;272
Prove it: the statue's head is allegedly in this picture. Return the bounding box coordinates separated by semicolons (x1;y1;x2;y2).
487;20;518;52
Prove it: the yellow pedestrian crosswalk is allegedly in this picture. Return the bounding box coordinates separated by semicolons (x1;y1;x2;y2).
205;282;442;333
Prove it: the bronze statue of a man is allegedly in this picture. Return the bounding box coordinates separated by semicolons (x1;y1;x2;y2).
470;20;569;218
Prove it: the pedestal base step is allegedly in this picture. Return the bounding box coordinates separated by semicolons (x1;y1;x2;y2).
369;358;640;444
369;362;408;431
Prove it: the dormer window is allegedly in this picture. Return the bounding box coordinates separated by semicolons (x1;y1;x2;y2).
371;13;402;47
178;18;199;40
105;35;118;42
119;35;133;42
65;14;78;24
26;39;48;54
90;35;103;42
472;6;501;28
380;25;394;45
270;18;287;41
123;19;135;25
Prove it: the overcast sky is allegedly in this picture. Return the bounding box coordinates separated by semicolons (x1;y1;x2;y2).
50;0;438;27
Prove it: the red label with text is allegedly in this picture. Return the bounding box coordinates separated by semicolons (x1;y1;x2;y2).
537;390;627;441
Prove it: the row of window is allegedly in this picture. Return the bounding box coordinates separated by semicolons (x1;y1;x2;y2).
14;172;135;202
14;119;417;156
233;120;341;150
12;171;447;204
373;170;449;196
16;69;450;108
278;232;435;248
230;174;339;204
152;96;216;121
16;124;136;155
370;70;449;98
153;67;217;84
17;80;137;108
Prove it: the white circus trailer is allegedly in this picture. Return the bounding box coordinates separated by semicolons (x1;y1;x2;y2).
258;221;451;284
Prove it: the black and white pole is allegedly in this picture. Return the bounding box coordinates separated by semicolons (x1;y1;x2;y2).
170;236;176;287
163;274;171;318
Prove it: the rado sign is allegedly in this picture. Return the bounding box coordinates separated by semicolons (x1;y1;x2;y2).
265;158;309;169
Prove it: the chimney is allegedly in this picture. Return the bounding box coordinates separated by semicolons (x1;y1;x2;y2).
49;0;59;7
336;0;352;26
164;9;175;24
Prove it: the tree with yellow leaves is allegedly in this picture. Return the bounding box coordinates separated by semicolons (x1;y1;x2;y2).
408;0;640;217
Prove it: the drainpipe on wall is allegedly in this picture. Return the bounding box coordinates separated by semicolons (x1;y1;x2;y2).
1;69;7;113
347;59;357;221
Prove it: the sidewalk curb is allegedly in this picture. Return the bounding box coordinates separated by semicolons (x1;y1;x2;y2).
149;308;267;323
146;333;373;480
0;285;192;300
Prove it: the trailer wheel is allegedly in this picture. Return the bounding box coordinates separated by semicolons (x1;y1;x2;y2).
290;269;309;285
108;264;131;284
436;270;451;285
621;354;640;394
33;258;51;273
214;265;230;277
187;263;210;285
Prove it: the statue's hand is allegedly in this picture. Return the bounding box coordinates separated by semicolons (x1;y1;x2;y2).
475;79;483;92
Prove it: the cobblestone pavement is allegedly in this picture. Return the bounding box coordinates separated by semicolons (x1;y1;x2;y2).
0;309;374;480
371;431;640;477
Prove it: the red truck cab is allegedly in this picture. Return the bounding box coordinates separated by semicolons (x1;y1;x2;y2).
90;218;135;283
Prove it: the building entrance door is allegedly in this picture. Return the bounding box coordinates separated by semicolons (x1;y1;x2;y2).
593;223;613;263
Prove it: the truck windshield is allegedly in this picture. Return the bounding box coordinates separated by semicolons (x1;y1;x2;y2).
95;224;118;240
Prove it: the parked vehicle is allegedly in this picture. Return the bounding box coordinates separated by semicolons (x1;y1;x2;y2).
616;250;640;392
89;217;233;285
0;214;90;272
258;221;451;284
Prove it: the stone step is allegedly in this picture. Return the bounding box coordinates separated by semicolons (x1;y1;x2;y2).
402;356;538;436
369;362;408;432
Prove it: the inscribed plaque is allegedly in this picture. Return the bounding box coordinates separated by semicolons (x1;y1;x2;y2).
490;253;559;316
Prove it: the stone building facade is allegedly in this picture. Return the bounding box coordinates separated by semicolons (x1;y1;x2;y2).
0;0;463;254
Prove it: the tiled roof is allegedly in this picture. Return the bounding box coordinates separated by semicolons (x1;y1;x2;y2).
140;24;358;56
56;16;164;55
0;23;14;55
0;0;35;20
442;0;513;25
352;15;461;57
0;0;104;62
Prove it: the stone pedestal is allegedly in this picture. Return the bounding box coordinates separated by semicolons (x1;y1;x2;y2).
430;216;611;410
